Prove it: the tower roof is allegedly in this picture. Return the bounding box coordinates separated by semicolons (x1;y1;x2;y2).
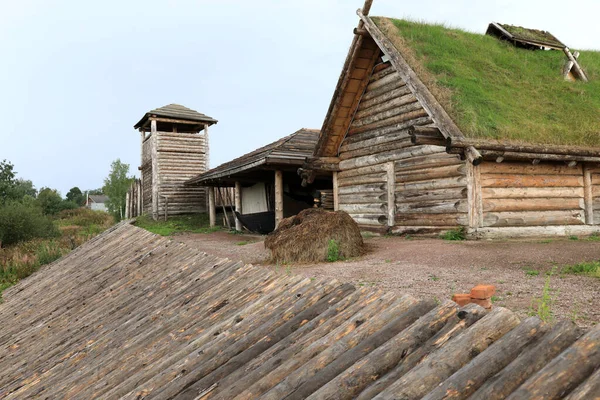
134;104;217;130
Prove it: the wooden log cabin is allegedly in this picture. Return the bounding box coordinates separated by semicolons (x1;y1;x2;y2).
303;1;600;238
133;104;217;220
186;128;331;233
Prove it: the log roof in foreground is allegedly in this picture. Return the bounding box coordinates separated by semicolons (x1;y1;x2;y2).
186;128;319;186
1;222;600;399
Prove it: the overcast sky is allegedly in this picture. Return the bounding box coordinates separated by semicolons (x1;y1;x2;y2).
1;0;598;195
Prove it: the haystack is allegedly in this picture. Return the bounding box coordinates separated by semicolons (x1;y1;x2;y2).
265;208;363;263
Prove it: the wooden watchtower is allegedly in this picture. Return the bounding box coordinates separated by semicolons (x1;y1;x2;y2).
133;104;217;220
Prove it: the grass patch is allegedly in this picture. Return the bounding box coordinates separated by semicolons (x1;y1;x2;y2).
326;239;342;262
135;213;218;236
525;269;540;276
529;275;555;322
440;227;466;241
375;18;600;147
236;241;251;246
562;261;600;278
587;233;600;241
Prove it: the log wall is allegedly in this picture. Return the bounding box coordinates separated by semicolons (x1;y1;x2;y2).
155;131;207;216
140;131;208;218
591;167;600;225
336;63;467;234
479;162;586;227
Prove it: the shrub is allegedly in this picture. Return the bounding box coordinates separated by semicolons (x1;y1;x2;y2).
36;188;63;215
440;227;466;241
36;241;64;265
0;202;59;246
326;239;341;262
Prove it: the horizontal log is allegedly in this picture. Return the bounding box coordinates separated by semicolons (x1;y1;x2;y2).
340;129;411;153
480;150;600;163
396;164;466;183
397;176;467;192
483;197;584;212
564;366;600;400
338;164;388;180
390;225;459;235
396;199;468;214
349;214;388;226
339;183;385;195
361;78;405;102
339;193;387;205
481;174;583;188
339;203;387;214
348;109;429;136
338;172;387;187
354;93;417;121
350;101;421;129
480;161;583;176
368;64;394;82
343;116;432;145
482;210;585;227
470;225;600;239
451;137;600;157
394;152;462;173
482;187;585;199
394;213;468;226
303;156;340;172
396;187;468;204
340;145;444;171
357;85;412;114
506;324;600;400
365;71;401;92
340;138;413;161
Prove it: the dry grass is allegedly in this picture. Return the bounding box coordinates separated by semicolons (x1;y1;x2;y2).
264;208;364;264
373;17;600;147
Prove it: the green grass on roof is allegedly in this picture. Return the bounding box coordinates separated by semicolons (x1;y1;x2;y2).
373;18;600;147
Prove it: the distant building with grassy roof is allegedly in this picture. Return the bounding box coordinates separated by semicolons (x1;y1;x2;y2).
303;2;600;238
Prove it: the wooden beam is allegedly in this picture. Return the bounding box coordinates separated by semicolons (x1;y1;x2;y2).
208;186;216;227
386;162;395;227
464;146;483;166
479;150;600;164
151;120;159;220
275;170;284;228
234;182;242;231
564;47;588;82
450;137;600;158
333;172;339;211
149;116;212;126
584;164;594;225
353;27;369;36
467;162;483;229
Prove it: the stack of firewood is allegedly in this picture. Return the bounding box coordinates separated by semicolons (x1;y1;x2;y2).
320;190;334;210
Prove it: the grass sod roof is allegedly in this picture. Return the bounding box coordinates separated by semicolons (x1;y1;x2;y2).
373;18;600;148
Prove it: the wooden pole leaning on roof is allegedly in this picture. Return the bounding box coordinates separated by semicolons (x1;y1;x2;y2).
564;47;588;82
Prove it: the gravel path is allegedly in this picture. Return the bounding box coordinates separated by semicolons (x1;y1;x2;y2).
174;232;600;327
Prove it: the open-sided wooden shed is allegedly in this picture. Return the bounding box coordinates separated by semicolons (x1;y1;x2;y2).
303;1;600;237
187;128;331;232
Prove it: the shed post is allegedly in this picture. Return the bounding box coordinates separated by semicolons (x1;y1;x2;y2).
125;192;130;219
583;164;594;224
208;186;216;227
275;170;284;227
234;181;242;231
137;179;142;217
466;162;483;230
333;172;339;211
151;119;159;220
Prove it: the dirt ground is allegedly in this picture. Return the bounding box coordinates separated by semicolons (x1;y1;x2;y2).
174;231;600;327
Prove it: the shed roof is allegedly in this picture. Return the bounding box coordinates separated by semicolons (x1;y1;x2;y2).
88;194;108;203
186;128;320;185
134;103;217;130
487;22;565;49
0;222;599;398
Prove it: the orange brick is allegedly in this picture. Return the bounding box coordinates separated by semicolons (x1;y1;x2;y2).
452;293;471;307
470;284;496;300
470;298;493;309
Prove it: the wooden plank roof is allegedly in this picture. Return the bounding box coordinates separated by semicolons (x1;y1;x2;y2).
186;128;320;185
1;222;599;399
486;22;565;50
134;104;218;130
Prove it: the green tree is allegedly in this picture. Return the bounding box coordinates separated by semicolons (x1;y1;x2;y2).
87;188;103;195
0;160;16;204
12;179;37;199
66;186;84;205
102;159;134;221
37;187;63;215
